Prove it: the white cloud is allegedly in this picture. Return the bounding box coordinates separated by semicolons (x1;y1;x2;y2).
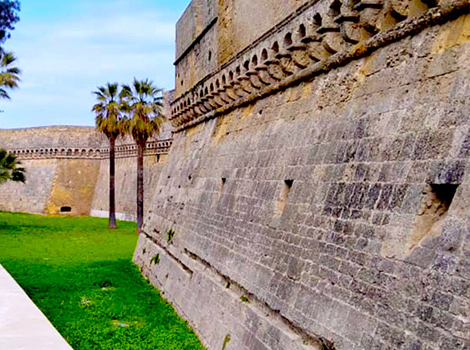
0;0;181;129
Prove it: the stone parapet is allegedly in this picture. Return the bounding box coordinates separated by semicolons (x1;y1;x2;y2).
6;139;173;160
170;0;469;132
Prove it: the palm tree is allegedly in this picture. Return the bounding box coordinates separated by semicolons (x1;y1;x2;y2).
0;149;25;184
92;83;126;229
121;79;165;231
0;50;20;100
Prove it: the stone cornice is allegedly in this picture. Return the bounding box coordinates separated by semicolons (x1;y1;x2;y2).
170;0;470;132
6;139;173;161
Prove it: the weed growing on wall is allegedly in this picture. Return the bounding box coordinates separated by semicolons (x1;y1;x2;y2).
166;228;175;243
150;254;160;265
222;334;231;350
240;296;250;303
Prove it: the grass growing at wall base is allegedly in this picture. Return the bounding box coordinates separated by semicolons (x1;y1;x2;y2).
0;212;205;350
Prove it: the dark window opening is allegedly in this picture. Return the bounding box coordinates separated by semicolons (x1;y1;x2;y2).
60;206;72;213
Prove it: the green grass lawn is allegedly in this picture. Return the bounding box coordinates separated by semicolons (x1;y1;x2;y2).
0;211;205;350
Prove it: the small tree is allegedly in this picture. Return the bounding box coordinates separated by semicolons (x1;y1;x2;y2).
0;149;25;184
121;79;165;231
0;0;20;44
92;83;126;229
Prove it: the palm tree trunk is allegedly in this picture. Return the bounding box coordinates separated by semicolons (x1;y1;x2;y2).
109;137;117;229
136;142;145;231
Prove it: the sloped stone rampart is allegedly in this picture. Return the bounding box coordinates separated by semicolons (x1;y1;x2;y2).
135;2;470;349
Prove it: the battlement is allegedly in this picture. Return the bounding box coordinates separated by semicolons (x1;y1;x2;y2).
171;0;469;132
6;139;173;160
0;126;172;219
0;126;105;149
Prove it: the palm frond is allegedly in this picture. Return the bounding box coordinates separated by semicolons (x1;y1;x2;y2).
122;78;166;147
92;83;128;140
0;50;20;100
0;150;26;184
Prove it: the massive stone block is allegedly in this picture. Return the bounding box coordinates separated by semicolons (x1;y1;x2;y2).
135;1;470;349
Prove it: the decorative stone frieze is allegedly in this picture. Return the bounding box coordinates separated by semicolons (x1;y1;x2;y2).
170;0;469;132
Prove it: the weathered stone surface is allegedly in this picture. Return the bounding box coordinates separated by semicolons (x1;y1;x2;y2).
0;127;171;218
135;2;470;349
91;155;168;221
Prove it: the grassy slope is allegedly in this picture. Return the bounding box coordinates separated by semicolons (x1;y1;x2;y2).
0;212;205;350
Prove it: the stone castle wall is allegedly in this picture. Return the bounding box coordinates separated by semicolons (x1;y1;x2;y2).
90;153;169;222
174;0;306;96
0;126;105;216
0;126;172;219
134;1;470;350
0;158;59;214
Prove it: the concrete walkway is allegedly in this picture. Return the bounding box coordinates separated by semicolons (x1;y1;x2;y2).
0;265;73;350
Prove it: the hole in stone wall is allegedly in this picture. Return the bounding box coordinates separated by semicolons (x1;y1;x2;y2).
414;183;457;252
284;33;293;46
313;13;322;26
388;183;460;258
272;41;279;54
261;49;268;61
208;50;212;62
274;180;294;218
299;24;306;38
330;0;342;17
422;0;438;7
219;178;226;199
244;60;249;71
420;184;458;220
60;206;72;213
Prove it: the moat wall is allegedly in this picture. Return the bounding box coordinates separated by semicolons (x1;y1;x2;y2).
134;2;470;350
0;126;171;219
91;155;168;221
0;127;105;216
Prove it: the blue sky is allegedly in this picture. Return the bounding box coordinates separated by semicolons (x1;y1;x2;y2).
0;0;189;129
